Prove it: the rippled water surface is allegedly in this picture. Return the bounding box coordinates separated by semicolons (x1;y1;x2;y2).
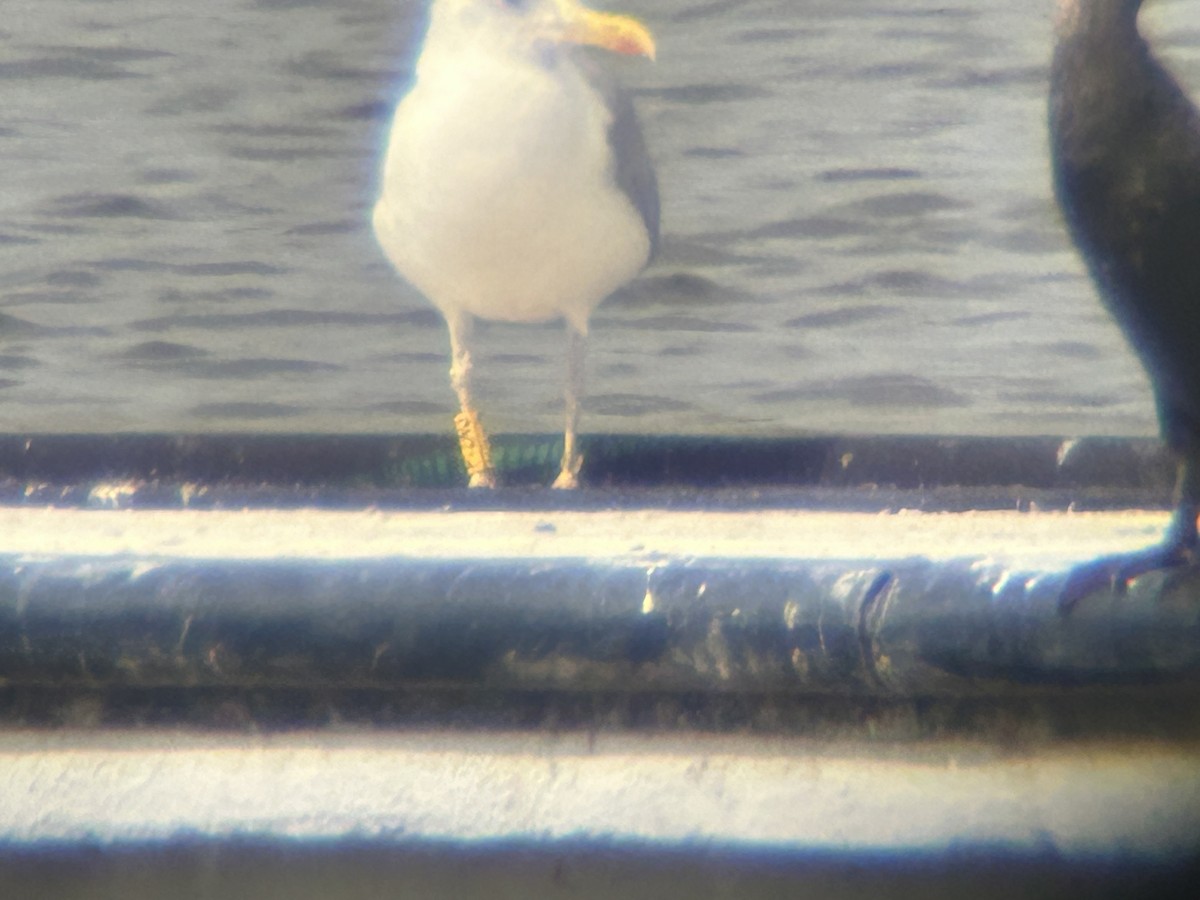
4;0;1200;437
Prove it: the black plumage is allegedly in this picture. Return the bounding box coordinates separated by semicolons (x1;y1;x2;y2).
1050;0;1200;601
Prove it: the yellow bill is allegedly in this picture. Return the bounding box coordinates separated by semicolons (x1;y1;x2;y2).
554;0;656;60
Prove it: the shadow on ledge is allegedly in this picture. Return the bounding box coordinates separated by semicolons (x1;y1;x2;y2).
0;432;1179;509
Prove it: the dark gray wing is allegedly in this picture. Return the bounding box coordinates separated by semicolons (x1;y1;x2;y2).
577;55;661;259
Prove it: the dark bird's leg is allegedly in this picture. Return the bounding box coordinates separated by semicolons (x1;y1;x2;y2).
446;313;497;488
1059;454;1200;611
1162;450;1200;557
552;324;586;490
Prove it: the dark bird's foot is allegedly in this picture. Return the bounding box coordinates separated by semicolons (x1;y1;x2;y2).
1058;540;1198;613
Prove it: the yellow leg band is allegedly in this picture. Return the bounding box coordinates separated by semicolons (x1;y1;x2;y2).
454;409;493;479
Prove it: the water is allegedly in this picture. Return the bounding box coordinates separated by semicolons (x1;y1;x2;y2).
3;0;1199;439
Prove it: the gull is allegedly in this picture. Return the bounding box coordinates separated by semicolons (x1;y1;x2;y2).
373;0;659;488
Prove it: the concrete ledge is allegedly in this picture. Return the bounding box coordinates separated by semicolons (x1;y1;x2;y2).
2;436;1198;891
1;731;1197;857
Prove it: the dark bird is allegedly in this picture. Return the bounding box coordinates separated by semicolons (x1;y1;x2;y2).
373;0;659;488
1050;0;1200;603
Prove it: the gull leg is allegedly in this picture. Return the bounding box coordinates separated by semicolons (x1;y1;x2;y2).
447;313;496;488
552;325;586;490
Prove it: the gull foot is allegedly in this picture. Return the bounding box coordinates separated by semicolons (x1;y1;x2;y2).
551;469;579;490
467;470;498;489
552;449;583;490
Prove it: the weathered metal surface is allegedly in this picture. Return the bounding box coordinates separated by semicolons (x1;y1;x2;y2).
1;553;1196;698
